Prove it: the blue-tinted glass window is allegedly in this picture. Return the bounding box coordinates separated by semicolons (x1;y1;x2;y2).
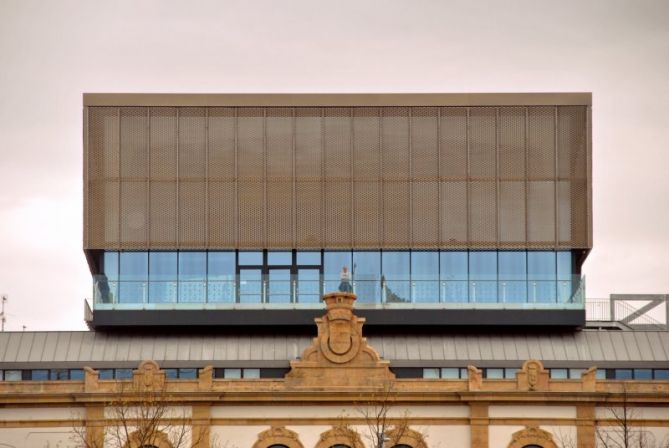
324;251;352;280
297;251;321;265
550;369;568;379
178;252;206;303
569;368;585;379
243;368;260;379
498;251;527;303
655;370;669;379
224;368;242;379
441;368;459;379
149;252;177;281
179;368;197;379
239;251;262;265
70;369;84;380
382;252;410;280
615;369;633;380
148;252;177;303
4;370;21;381
50;369;69;380
31;369;49;381
382;252;411;303
353;251;381;304
440;251;468;280
470;251;497;302
99;369;114;380
634;369;652;380
459;368;469;379
120;252;148;281
268;269;292;304
164;368;178;379
412;251;439;303
103;252;119;280
115;369;133;380
486;368;504;379
596;369;606;380
179;252;206;280
528;252;556;280
268;251;292;265
557;251;572;280
504;368;518;378
208;252;235;280
423;368;440;379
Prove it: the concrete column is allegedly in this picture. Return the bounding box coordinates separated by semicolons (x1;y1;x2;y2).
85;405;105;448
470;402;489;448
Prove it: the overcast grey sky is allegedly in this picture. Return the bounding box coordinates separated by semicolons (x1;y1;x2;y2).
1;0;668;331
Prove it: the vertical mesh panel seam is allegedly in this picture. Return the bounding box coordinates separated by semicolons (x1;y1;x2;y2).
379;108;384;247
117;107;122;250
292;107;297;248
350;108;354;248
495;107;500;248
524;107;529;246
436;107;442;247
465;107;471;246
146;108;151;246
175;108;180;248
84;106;89;248
553;107;559;248
205;108;210;247
320;107;325;248
409;107;414;248
587;105;593;248
263;108;267;248
234;107;239;247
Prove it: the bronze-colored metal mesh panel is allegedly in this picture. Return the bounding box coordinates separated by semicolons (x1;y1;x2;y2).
324;181;351;247
119;107;147;179
178;181;206;247
238;181;264;247
149;181;177;247
354;181;380;247
498;107;525;179
237;108;264;180
120;181;147;247
381;107;409;180
353;107;380;180
469;181;496;246
527;181;555;245
295;108;322;180
149;108;177;179
499;181;526;244
266;108;293;180
382;181;410;247
413;181;439;247
296;181;322;247
89;107;119;178
411;107;438;179
89;180;119;247
469;108;496;179
439;108;467;178
324;108;351;180
440;181;467;246
209;181;236;246
266;181;293;247
208;108;235;180
528;107;555;178
85;104;591;251
178;108;206;179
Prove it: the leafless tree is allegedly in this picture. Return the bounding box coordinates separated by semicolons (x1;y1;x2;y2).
70;383;211;448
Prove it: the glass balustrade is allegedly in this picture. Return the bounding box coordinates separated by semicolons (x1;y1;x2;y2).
93;273;584;310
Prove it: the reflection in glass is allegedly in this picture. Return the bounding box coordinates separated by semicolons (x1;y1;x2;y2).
412;251;439;303
440;251;468;280
324;251;352;293
470;252;497;302
149;252;177;303
298;269;320;304
383;252;410;303
120;252;148;281
208;252;235;280
268;251;292;265
353;251;381;304
297;251;321;265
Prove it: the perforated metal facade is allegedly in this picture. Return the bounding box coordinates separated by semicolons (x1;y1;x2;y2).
83;94;591;251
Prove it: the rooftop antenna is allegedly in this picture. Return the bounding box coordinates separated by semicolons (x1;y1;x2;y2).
1;294;7;332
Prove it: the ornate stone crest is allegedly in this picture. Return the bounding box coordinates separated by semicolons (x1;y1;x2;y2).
517;359;549;391
286;292;394;388
133;360;165;392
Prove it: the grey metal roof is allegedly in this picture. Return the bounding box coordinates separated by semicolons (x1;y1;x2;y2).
1;330;668;369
